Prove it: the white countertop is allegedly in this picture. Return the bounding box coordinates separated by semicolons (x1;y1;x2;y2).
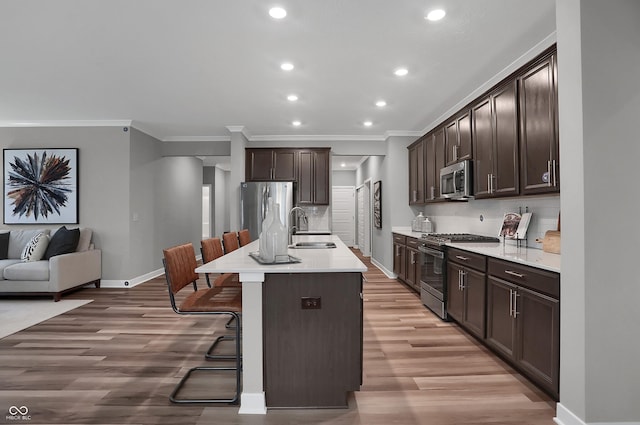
195;234;367;274
391;227;560;273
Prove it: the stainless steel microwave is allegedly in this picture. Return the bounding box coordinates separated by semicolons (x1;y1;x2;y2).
440;160;472;200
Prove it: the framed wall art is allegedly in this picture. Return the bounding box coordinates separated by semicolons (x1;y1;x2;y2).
3;148;79;224
373;180;382;229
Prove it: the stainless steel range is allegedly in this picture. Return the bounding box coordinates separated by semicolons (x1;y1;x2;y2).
418;233;499;320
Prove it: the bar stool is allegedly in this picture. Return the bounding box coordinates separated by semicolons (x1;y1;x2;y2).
162;243;242;404
222;231;239;254
238;229;252;247
201;237;242;333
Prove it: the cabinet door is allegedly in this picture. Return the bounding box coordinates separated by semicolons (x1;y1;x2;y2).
493;80;519;196
273;149;297;181
408;140;425;204
433;128;446;199
472;97;494;198
462;267;486;339
312;149;330;205
405;247;418;290
393;243;406;281
515;286;560;398
246;149;275;181
486;277;517;359
297;150;314;204
445;120;458;166
424;134;437;201
446;262;464;322
457;111;472;161
519;53;559;195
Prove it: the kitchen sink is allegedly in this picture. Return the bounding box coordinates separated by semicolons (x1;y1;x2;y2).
289;241;337;249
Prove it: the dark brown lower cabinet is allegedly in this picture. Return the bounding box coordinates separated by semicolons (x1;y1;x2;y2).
446;249;487;339
263;272;363;408
393;234;407;282
486;259;560;399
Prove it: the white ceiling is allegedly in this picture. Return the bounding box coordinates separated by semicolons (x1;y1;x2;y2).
0;0;556;142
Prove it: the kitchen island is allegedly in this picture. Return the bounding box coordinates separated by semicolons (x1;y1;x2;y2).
195;234;367;414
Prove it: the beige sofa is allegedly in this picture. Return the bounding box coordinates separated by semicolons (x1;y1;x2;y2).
0;228;101;301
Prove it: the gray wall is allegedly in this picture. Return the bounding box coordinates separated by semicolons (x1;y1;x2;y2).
0;126;131;281
332;169;356;187
557;0;640;422
0;126;203;284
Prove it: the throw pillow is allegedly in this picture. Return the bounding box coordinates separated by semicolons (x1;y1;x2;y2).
44;226;80;260
21;232;49;262
0;232;9;260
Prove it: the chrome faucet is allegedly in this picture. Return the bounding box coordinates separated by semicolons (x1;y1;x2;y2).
288;206;308;244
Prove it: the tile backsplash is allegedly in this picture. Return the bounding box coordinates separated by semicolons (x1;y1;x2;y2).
300;205;331;231
417;195;560;249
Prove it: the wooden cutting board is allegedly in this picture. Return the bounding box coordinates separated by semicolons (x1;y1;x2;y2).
537;230;561;254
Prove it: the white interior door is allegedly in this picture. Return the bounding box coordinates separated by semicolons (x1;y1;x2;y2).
357;180;371;257
331;186;355;246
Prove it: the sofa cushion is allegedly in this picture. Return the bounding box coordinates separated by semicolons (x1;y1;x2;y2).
3;260;50;281
0;232;9;260
0;259;22;280
45;226;80;260
8;229;50;259
21;232;49;262
76;228;92;252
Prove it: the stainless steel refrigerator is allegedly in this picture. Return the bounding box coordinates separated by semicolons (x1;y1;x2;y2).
240;181;294;241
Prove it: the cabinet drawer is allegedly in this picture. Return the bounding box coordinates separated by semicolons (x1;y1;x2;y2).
488;258;559;299
448;247;486;272
393;234;407;245
406;237;421;249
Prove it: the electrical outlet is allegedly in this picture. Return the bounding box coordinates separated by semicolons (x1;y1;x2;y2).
301;297;321;309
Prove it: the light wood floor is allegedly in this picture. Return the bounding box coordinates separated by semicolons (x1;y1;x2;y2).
0;250;556;424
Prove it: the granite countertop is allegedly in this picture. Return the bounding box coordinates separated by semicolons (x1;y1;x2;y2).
195;234;367;274
391;227;560;273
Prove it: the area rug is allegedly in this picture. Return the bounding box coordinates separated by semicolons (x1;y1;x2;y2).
0;298;92;339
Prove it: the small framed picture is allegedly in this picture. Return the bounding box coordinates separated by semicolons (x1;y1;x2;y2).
373;180;382;229
4;148;79;224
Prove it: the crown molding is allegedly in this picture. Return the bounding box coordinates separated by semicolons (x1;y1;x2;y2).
0;119;132;128
249;134;387;143
162;136;231;142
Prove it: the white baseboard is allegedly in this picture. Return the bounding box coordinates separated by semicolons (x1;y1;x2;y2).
238;392;267;415
370;257;396;279
100;267;164;288
554;403;640;425
555;404;586;425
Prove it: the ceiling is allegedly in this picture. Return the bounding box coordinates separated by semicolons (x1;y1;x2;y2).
0;1;556;142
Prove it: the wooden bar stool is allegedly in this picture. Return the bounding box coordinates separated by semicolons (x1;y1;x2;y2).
222;231;239;254
162;243;242;404
238;229;252;247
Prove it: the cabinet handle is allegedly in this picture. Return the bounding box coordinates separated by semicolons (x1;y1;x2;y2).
411;251;416;264
552;159;557;187
487;174;491;194
546;161;552;187
396;246;400;256
491;174;495;193
458;270;462;290
505;270;525;279
455;255;470;261
513;291;520;317
453;145;458;162
460;270;466;290
430;186;435;200
509;289;514;317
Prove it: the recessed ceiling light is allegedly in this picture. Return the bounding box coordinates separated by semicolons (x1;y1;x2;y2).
281;62;294;71
292;120;301;126
376;100;387;107
363;121;373;127
341;163;346;168
394;68;408;77
269;7;287;19
426;9;446;21
287;94;298;102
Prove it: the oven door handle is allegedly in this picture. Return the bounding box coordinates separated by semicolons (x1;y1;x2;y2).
418;245;444;259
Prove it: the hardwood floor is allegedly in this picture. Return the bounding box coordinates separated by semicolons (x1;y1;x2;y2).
0;250;556;424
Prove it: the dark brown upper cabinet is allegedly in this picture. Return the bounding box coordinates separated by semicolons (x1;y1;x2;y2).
472;80;520;199
297;148;330;205
518;50;559;195
445;109;473;166
245;148;297;182
408;138;426;205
